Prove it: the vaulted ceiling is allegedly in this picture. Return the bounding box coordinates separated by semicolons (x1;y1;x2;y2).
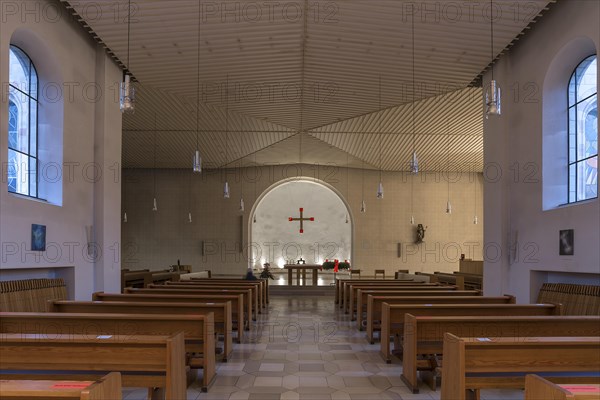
62;0;556;171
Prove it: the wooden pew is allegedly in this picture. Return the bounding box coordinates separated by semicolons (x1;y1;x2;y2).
126;286;255;325
441;334;600;400
335;278;422;305
452;272;483;291
402;315;600;393
48;299;233;362
0;372;122;400
0;312;216;392
121;269;151;291
346;284;456;317
365;294;514;342
525;374;600;400
339;280;433;309
93;292;246;342
380;303;562;363
416;272;464;290
432;272;466;290
0;373;121;400
0;333;187;400
148;282;261;321
341;281;441;311
190;277;269;305
356;289;482;326
164;280;265;311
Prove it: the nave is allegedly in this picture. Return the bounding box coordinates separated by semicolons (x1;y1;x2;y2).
121;295;523;400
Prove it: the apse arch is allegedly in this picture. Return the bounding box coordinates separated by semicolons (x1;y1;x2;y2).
248;177;354;270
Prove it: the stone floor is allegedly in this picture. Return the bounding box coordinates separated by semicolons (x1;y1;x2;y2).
122;295;524;400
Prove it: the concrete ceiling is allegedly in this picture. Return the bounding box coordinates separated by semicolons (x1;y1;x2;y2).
62;0;555;171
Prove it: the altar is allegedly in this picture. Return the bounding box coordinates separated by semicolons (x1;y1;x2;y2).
284;264;322;286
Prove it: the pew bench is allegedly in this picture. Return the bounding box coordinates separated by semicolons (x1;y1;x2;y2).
162;281;263;312
380;303;562;363
93;291;246;342
334;278;419;305
0;312;216;392
525;374;600;400
189;277;269;305
441;334;600;400
365;294;514;342
358;289;484;330
48;299;233;362
341;281;438;312
345;284;452;315
0;372;122;400
127;286;255;325
0;333;186;400
401;315;600;393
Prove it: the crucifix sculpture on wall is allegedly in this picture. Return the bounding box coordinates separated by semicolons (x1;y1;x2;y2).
289;207;314;234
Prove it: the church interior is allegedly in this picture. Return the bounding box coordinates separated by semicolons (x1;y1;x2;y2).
0;0;599;399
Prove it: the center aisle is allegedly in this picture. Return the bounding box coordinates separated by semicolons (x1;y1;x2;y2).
124;295;523;400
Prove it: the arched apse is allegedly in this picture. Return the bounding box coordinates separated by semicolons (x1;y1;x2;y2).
249;177;354;269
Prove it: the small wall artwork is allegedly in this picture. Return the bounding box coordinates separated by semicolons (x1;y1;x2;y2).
559;229;574;256
31;224;46;251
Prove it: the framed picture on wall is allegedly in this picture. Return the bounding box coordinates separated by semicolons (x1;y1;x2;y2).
31;224;46;251
559;229;574;256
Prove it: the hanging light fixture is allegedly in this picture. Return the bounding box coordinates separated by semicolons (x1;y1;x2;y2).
192;2;202;173
445;127;452;214
223;75;230;199
410;172;415;224
253;151;257;223
409;9;419;174
345;149;350;223
485;0;501;118
188;169;193;223
360;133;366;213
152;114;158;212
376;76;384;199
473;172;479;224
120;0;135;113
239;156;245;212
123;171;128;223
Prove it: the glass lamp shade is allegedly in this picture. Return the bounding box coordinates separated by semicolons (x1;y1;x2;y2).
410;151;419;174
376;181;384;199
446;200;452;214
152;198;158;211
188;212;193;223
193;150;202;173
120;74;135;113
360;199;366;213
123;212;128;223
224;181;230;198
485;80;501;118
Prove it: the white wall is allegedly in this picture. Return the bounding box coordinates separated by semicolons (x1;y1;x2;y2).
0;0;122;299
483;0;600;303
122;166;484;276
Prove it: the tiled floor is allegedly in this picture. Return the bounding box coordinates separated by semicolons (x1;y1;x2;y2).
122;295;524;400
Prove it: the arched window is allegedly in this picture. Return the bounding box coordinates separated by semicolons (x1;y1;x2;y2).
568;55;598;203
8;45;38;198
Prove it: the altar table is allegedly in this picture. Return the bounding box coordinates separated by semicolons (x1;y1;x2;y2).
284;264;322;286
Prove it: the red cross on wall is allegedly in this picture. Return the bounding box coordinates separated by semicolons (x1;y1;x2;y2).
288;208;315;234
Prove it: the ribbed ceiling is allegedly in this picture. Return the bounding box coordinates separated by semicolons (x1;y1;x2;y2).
63;0;555;172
